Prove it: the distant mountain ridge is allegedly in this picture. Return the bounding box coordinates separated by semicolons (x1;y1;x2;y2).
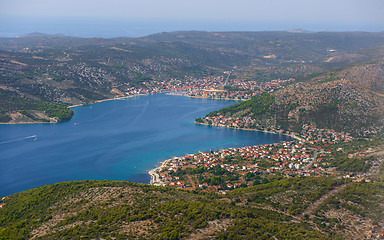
0;31;383;123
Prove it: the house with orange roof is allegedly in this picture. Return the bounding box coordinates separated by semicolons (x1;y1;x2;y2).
234;183;242;188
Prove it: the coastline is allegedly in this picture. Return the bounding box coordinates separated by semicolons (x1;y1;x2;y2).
188;95;244;101
68;94;147;108
0;94;148;125
1;92;239;125
194;121;306;142
0;121;53;125
148;121;306;186
167;92;245;102
148;158;173;186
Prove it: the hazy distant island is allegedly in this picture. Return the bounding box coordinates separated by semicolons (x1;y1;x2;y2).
0;31;384;239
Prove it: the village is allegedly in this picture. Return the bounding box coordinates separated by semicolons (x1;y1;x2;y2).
112;75;295;101
150;124;355;194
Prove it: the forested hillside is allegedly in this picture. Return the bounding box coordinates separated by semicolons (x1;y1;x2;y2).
1;167;383;239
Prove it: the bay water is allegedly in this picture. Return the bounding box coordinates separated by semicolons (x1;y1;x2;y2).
0;94;291;196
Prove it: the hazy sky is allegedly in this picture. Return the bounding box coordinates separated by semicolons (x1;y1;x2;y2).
0;0;383;36
1;0;383;22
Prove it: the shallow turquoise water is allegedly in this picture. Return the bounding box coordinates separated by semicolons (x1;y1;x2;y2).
0;94;291;196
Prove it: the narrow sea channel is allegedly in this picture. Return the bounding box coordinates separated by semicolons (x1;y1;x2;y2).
0;94;292;196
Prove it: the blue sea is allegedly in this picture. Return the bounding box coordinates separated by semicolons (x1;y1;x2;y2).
0;94;291;196
0;16;380;38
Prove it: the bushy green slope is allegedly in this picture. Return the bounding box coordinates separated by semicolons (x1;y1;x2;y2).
0;180;336;240
0;89;73;122
208;79;384;137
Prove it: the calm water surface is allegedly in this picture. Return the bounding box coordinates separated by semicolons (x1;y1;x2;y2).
0;94;291;196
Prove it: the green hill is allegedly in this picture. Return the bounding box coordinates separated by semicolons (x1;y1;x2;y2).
1;171;383;239
204;63;384;137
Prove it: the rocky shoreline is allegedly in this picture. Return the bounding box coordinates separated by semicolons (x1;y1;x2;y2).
0;94;148;125
69;94;147;108
194;121;306;142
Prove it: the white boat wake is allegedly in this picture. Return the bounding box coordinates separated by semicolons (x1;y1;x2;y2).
0;135;37;145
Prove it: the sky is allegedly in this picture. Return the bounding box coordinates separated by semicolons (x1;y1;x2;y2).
0;0;383;37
